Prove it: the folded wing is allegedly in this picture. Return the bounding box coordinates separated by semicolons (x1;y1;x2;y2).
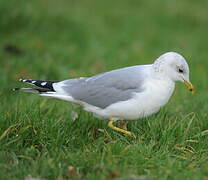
54;66;148;109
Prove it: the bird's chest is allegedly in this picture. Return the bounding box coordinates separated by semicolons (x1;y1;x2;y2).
133;79;175;117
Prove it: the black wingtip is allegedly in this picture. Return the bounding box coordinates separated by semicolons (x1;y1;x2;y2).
19;78;28;82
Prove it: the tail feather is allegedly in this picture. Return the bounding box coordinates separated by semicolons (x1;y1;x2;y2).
13;88;55;94
14;78;73;102
19;78;58;91
14;78;59;94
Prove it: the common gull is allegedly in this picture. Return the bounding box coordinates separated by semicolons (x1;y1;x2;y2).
14;52;194;136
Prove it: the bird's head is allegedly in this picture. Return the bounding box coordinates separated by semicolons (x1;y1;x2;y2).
153;52;195;94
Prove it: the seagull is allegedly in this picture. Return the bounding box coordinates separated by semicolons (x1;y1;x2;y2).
14;52;194;137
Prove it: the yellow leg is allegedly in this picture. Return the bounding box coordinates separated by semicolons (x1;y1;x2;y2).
108;120;134;137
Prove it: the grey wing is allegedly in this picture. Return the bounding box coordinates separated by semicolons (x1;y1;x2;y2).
57;66;148;109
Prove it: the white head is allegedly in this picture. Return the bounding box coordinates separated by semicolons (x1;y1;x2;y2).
153;52;194;93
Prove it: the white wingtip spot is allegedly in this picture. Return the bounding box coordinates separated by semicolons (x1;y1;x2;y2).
22;79;27;82
41;82;47;86
32;80;36;83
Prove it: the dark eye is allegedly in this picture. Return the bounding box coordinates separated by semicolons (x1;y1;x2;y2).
178;69;184;73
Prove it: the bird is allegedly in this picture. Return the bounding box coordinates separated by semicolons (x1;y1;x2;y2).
14;52;194;137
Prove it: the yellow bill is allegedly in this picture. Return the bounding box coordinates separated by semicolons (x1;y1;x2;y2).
184;80;195;94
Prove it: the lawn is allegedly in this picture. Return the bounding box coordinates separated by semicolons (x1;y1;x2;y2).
1;0;208;179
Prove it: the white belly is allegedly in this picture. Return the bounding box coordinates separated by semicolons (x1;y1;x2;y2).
88;78;175;120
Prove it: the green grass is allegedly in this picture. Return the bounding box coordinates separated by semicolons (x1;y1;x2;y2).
1;0;208;179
